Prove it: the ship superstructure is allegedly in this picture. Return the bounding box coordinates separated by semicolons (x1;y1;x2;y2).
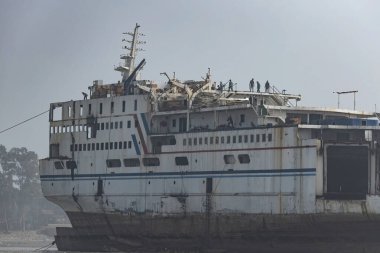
40;24;380;252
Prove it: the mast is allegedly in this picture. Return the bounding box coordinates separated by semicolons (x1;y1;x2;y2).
115;23;145;81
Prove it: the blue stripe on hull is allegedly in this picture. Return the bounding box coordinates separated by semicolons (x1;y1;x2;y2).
131;134;141;155
40;168;316;181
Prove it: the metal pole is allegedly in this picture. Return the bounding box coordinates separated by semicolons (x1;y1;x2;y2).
354;92;356;110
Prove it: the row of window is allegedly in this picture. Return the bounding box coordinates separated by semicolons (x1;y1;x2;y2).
183;133;272;146
106;154;250;167
68;99;138;118
70;141;133;152
52;120;136;134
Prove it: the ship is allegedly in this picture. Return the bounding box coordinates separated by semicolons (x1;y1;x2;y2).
39;24;380;252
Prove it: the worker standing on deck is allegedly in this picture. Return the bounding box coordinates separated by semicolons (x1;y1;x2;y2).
257;81;261;92
265;80;270;92
228;79;234;92
249;78;254;92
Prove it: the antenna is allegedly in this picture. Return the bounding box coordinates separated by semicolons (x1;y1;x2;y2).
333;90;358;110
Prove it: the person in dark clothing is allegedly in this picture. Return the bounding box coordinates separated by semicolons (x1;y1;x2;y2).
256;81;261;92
265;80;270;92
228;79;234;92
249;78;254;92
82;92;88;100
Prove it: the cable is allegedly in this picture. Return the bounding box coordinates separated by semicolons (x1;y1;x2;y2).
0;110;49;134
32;240;56;252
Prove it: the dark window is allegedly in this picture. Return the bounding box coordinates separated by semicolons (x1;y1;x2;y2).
96;143;99;150
83;144;86;151
120;121;123;128
183;139;187;146
128;141;132;149
87;143;91;151
224;155;236;164
106;122;109;129
88;104;92;115
74;144;78;151
262;134;266;142
205;137;208;145
175;156;189;166
106;159;121;168
250;134;254;142
119;141;122;149
244;135;248;143
238;135;242;143
188;138;192;146
105;143;109;150
99;103;103;114
96;123;100;130
127;120;131;128
101;123;104;130
114;142;118;149
233;136;236;143
115;122;118;129
240;114;245;123
199;137;202;145
101;143;104;150
66;160;77;170
143;158;160;166
268;133;272;142
134;99;137;111
92;143;95;150
256;134;260;142
54;161;64;170
124;158;140;167
110;142;113;150
135;120;138;128
210;137;213;144
227;136;231;144
221;136;225;144
122;101;126;112
70;144;73;152
172;119;176;127
79;144;82;151
110;122;114;129
238;154;250;164
194;138;197;145
215;137;219;144
111;102;114;113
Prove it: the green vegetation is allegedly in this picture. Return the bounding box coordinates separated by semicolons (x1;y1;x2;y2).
0;145;65;232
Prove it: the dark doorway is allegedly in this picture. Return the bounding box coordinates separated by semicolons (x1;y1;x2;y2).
179;118;187;132
326;145;368;199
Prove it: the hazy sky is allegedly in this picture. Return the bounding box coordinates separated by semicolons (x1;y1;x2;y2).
1;0;380;157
